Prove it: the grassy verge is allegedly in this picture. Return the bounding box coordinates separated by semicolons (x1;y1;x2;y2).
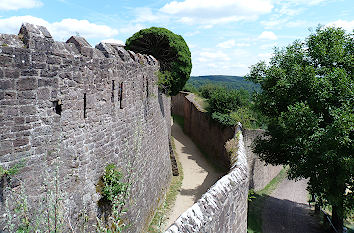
247;167;288;233
148;136;184;233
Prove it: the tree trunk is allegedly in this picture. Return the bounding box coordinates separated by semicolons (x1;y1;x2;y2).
332;204;344;233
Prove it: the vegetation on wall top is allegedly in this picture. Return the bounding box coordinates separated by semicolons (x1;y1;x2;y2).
126;27;192;96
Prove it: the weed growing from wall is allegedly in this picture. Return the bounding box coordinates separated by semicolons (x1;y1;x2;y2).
96;164;130;233
2;158;69;233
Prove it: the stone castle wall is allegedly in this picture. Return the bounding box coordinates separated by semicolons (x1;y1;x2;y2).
168;92;284;232
244;129;283;191
181;93;234;170
0;23;172;232
172;92;282;191
165;124;248;233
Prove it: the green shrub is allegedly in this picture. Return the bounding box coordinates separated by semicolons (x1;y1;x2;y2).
211;112;237;126
230;107;258;129
208;88;245;114
199;83;223;99
102;164;129;202
125;27;192;96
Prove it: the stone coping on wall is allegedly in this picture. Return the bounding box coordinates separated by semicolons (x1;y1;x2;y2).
165;124;249;233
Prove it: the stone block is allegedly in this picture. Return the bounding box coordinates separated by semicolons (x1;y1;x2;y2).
4;68;20;79
21;68;38;76
0;54;13;66
0;80;14;89
20;105;37;115
17;77;37;90
13;137;29;147
37;88;50;100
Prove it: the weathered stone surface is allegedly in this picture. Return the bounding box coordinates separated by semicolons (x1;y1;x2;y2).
0;23;172;233
169;93;283;232
172;92;282;191
165;124;249;233
244;129;283;191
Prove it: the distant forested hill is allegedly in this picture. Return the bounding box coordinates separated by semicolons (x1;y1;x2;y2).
185;75;260;92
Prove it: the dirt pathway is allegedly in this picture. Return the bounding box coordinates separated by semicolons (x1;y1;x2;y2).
163;121;223;229
262;178;323;233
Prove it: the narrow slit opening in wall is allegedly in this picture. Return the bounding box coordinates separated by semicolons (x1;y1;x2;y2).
52;100;62;115
119;82;123;109
111;80;115;103
146;79;149;98
83;93;87;118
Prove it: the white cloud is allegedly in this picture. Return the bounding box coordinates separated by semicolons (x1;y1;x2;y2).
134;7;168;23
258;52;273;60
236;43;251;47
0;0;42;10
101;38;124;45
0;16;118;41
118;24;145;36
326;20;354;32
284;0;327;6
258;31;278;40
198;51;230;62
217;39;236;49
160;0;273;26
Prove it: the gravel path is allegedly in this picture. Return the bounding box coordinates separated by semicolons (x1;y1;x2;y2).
262;178;324;233
163;121;223;229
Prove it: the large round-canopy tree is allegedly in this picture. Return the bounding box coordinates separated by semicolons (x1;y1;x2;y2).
247;26;353;231
125;27;192;96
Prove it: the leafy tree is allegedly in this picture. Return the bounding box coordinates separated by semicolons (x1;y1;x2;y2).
208;87;250;114
125;27;192;96
247;26;353;231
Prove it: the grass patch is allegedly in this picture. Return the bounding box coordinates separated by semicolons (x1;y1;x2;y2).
172;114;184;129
148;136;184;233
247;167;288;233
193;95;209;112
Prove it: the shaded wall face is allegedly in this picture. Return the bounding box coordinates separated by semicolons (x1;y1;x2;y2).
243;129;283;191
0;25;172;233
172;93;235;170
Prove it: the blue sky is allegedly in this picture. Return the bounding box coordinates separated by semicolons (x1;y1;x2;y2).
0;0;353;76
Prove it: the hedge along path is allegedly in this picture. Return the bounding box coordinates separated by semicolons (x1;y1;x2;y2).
125;27;192;96
163;120;224;229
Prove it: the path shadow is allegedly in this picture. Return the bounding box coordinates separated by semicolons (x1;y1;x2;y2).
260;194;327;233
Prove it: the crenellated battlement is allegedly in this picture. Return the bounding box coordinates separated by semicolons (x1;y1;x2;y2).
0;23;158;66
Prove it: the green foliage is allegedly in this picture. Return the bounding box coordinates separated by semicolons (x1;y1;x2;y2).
185;75;261;93
199;85;264;128
248;189;256;201
0;162;24;177
247;26;353;230
208;87;248;114
182;82;198;93
4;160;68;233
199;83;223;99
125;27;192;96
102;164;129;202
97;164;131;233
